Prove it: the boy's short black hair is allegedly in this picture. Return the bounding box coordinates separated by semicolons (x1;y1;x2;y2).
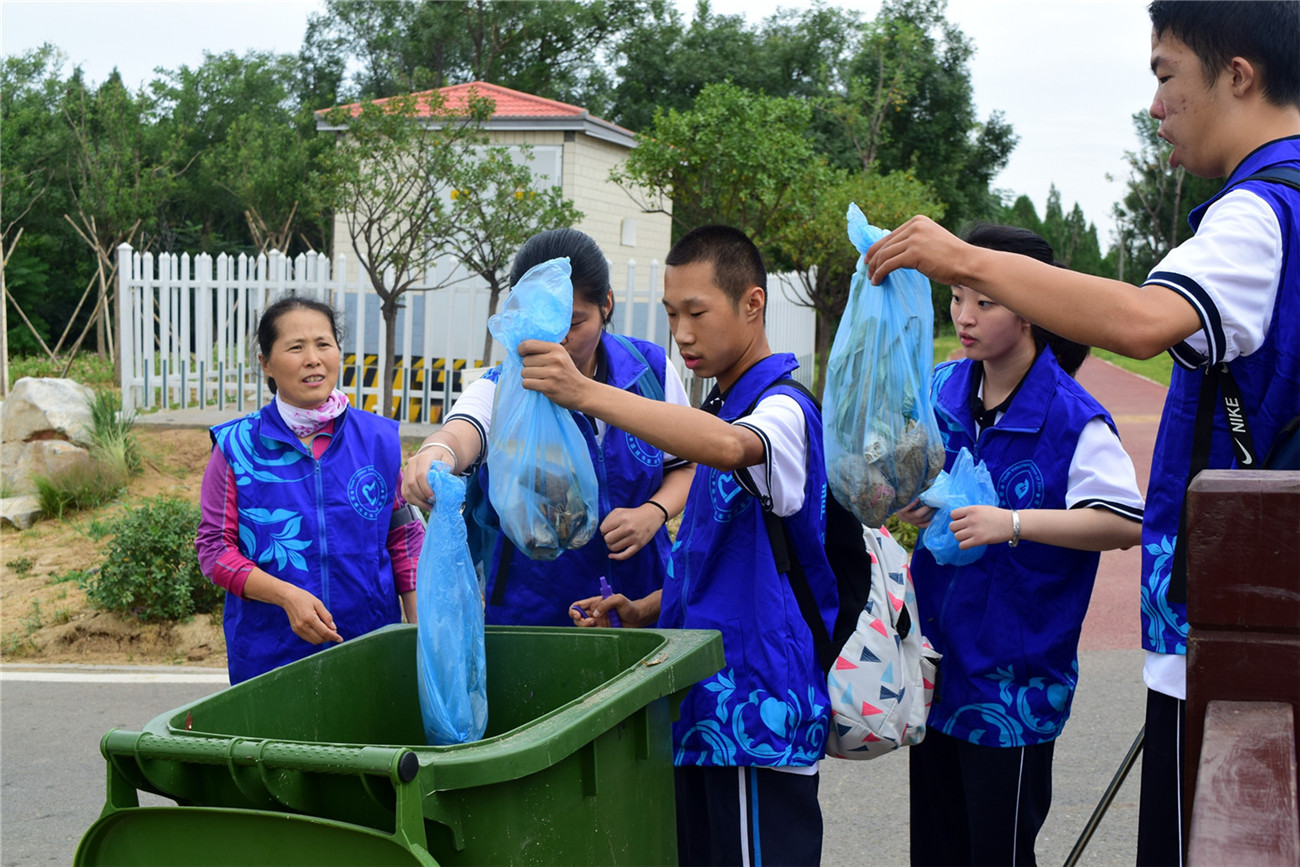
961;223;1091;378
665;225;768;310
1149;0;1300;109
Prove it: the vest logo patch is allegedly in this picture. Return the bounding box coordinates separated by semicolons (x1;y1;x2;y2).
997;460;1044;510
624;430;663;468
348;466;389;521
709;469;750;523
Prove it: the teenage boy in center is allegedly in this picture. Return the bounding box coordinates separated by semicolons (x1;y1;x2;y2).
520;225;836;866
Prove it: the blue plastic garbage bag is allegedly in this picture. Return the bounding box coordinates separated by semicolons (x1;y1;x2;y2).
416;463;488;745
920;447;998;566
486;257;600;560
823;203;946;527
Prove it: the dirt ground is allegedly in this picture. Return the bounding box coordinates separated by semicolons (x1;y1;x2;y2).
0;427;228;667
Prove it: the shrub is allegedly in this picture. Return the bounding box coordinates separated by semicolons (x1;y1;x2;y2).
81;497;224;621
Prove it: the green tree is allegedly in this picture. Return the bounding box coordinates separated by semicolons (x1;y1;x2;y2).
611;82;829;246
853;0;1017;228
320;91;489;416
1111;111;1221;284
772;169;945;396
437;147;582;363
303;0;649;108
62;69;181;366
151;51;324;254
1;46;76;368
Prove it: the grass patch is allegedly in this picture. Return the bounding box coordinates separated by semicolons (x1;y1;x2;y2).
8;354;117;388
6;557;35;576
33;462;128;519
48;568;89;585
1091;348;1173;387
86;388;142;476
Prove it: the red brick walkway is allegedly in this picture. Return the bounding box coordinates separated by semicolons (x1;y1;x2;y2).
1073;356;1167;651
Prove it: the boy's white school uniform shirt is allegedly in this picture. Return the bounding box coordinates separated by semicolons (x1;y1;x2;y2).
732;393;808;517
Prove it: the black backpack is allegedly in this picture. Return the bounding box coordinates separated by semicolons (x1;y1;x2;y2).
740;379;874;675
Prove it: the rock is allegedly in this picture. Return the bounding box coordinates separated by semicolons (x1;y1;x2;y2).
2;440;94;495
0;377;96;446
0;495;43;530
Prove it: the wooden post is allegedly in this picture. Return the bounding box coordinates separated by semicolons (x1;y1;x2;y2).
1185;470;1300;860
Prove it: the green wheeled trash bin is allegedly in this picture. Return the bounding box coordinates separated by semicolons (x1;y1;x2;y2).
75;624;723;866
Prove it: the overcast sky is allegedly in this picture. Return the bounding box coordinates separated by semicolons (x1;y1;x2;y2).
1;0;1157;242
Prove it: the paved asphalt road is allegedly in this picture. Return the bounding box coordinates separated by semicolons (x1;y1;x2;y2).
2;652;1146;867
3;358;1163;865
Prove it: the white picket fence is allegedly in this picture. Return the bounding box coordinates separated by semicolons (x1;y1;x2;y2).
115;242;816;421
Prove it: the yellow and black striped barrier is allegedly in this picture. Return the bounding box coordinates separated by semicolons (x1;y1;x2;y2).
342;355;487;422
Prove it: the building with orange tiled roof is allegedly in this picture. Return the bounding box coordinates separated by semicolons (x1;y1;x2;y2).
316;82;671;348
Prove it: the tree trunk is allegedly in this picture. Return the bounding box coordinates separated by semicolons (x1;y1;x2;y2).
813;311;834;401
480;280;505;366
381;295;401;419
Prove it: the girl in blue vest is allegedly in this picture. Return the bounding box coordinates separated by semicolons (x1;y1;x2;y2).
196;297;425;684
402;228;694;627
896;225;1144;866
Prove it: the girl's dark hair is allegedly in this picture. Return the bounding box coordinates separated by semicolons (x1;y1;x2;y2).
961;223;1091;377
256;295;343;395
509;228;613;324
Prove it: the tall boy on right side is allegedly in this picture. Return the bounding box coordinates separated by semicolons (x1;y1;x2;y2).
865;3;1300;864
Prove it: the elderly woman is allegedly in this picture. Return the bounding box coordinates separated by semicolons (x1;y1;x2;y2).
196;297;423;683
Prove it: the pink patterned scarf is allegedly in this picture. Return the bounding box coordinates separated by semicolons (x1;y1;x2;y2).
276;389;350;438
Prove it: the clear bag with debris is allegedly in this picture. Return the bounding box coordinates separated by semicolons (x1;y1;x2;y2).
823;203;945;527
486;257;600;560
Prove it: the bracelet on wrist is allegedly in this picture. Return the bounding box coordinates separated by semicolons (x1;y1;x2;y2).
645;499;670;524
414;440;458;474
1009;509;1021;548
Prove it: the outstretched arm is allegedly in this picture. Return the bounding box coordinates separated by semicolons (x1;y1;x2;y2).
864;215;1200;359
949;504;1141;552
518;339;766;471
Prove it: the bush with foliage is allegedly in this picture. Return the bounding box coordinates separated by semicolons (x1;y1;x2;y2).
81;497;223;621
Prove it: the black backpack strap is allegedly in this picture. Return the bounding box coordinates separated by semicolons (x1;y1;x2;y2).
1238;166;1300;192
1168;364;1220;604
745;378;840;671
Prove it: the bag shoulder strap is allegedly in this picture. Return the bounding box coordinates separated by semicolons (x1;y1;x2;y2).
742;378;855;673
609;334;665;402
1239;166;1300;192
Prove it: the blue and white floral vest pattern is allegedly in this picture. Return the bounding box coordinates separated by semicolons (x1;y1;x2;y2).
913;348;1113;747
1140;138;1300;656
212;405;402;684
660;353;838;767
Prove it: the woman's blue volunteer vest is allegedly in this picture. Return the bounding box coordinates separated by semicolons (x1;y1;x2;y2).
913;348;1116;747
1140;137;1300;656
477;333;675;625
211;404;402;684
659;353;838;768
